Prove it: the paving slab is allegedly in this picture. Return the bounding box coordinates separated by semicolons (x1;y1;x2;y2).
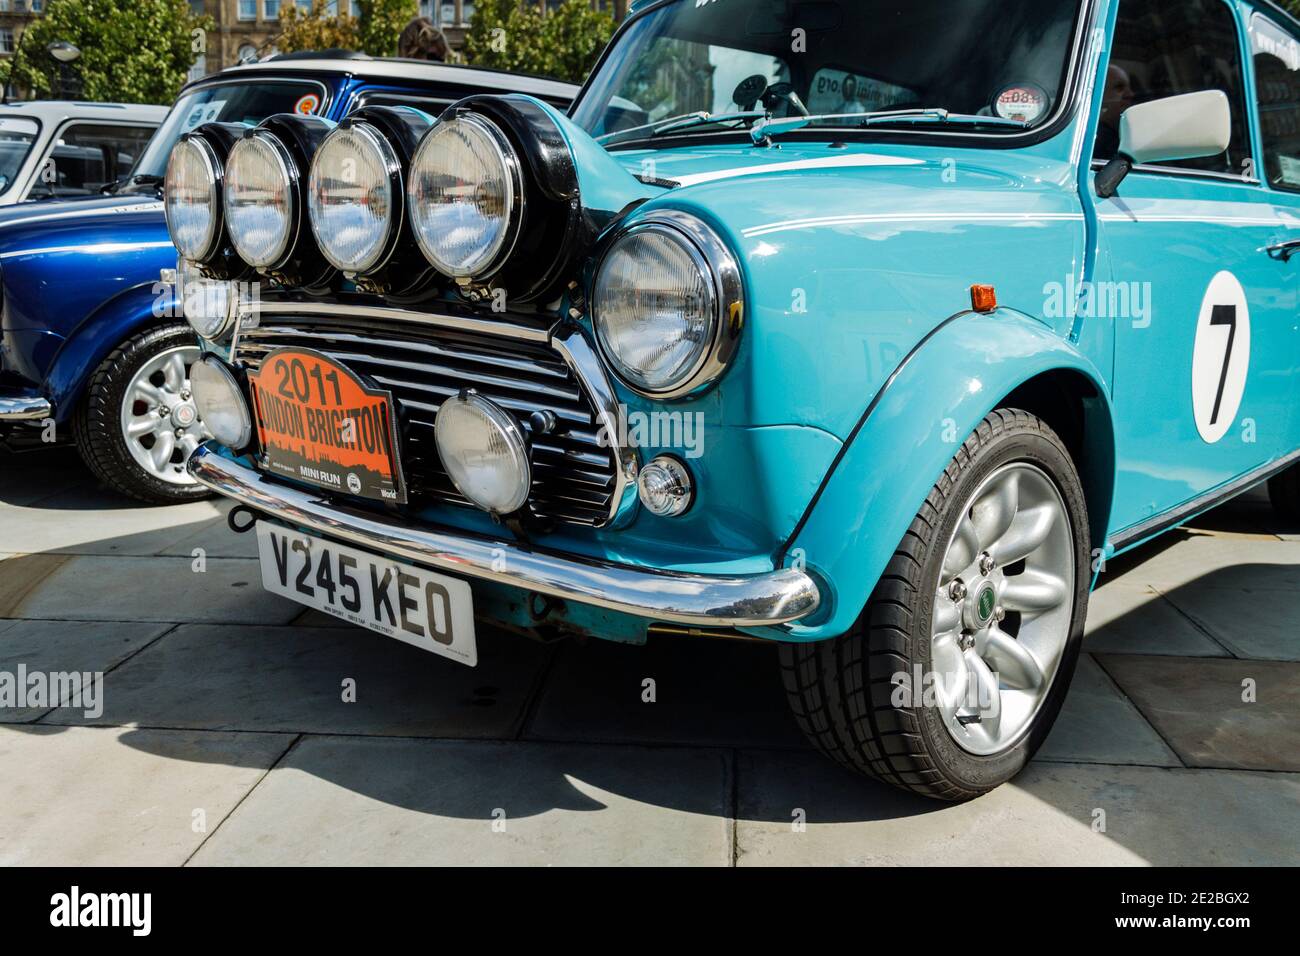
0;619;173;722
1084;582;1229;658
190;735;732;865
0;485;223;557
1155;584;1300;661
0;448;92;508
0;554;300;624
1038;654;1181;767
1110;533;1300;592
158;510;260;559
0;724;294;866
1098;655;1300;772
735;750;1300;866
51;622;549;738
525;635;808;750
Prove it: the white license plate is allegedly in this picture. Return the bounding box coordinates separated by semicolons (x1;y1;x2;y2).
256;523;477;666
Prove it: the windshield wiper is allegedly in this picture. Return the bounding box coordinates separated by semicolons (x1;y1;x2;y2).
749;108;1029;145
596;110;766;147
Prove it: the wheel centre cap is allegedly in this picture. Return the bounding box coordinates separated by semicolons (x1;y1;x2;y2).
172;403;197;428
970;582;997;628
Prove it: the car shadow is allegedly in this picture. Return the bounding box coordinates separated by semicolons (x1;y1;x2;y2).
1;446;1293;852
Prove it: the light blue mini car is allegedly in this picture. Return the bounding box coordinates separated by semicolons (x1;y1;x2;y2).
166;0;1299;799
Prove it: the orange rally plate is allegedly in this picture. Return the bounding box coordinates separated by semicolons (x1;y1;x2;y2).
248;347;406;504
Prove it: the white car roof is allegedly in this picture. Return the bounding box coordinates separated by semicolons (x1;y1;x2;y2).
211;57;581;101
0;100;169;125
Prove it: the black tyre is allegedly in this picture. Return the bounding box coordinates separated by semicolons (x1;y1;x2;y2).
1267;464;1300;523
72;323;212;504
780;408;1091;801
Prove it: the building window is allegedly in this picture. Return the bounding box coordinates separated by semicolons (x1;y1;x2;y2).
0;28;13;55
295;0;310;10
0;1;10;13
30;0;42;12
350;0;360;17
263;0;279;18
238;0;256;19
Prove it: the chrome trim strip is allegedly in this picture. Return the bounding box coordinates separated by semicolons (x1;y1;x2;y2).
551;322;640;527
0;396;53;421
233;300;554;351
188;445;820;627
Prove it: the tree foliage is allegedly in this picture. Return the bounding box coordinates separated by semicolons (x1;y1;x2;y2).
464;0;616;83
0;0;211;104
275;0;417;58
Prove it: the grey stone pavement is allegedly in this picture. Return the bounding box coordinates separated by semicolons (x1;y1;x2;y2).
0;446;1297;866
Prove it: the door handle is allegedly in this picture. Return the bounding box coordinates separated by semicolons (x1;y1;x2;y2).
1264;239;1300;262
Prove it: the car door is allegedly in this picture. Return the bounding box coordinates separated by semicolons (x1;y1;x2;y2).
1095;0;1295;539
1248;6;1300;448
23;121;156;199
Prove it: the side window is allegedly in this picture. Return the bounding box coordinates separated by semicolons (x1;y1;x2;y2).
1096;0;1252;176
1251;13;1300;193
38;123;155;196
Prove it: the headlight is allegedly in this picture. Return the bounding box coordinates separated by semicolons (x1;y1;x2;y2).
224;131;296;269
308;123;399;274
177;257;233;341
191;355;252;450
592;213;743;399
434;391;531;514
407;114;522;279
164;136;221;261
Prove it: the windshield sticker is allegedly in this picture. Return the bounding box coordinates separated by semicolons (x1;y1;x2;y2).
180;100;227;133
993;84;1049;123
294;93;321;115
809;69;918;115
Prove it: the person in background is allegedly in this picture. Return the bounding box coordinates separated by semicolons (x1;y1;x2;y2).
398;16;450;62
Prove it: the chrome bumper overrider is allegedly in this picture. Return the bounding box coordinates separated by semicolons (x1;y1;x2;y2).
0;396;52;421
188;445;822;628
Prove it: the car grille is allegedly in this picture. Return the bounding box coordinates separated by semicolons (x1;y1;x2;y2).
234;311;618;527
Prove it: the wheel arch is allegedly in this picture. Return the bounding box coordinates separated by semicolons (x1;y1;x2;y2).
43;281;182;423
771;308;1115;643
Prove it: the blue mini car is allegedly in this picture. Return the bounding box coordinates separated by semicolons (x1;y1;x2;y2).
0;56;575;502
169;0;1298;799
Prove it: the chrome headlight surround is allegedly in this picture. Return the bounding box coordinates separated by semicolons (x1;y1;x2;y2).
223;129;299;270
307;120;402;275
164;134;222;262
407;112;525;281
591;209;744;401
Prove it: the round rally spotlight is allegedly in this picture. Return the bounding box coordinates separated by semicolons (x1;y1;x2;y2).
224;132;297;269
308;122;400;274
407;114;522;279
165;136;221;261
434;391;531;515
177;257;233;341
191;355;252;450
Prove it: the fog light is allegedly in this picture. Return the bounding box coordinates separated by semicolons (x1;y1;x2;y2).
638;456;693;517
434;391;531;515
191;355;252;450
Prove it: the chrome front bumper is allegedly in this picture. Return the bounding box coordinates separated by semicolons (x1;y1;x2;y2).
0;396;52;421
188;445;822;628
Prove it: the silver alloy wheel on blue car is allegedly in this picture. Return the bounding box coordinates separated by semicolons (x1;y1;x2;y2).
73;323;215;504
779;408;1089;801
930;462;1075;756
119;344;209;486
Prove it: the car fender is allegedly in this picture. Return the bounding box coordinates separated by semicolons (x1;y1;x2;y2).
773;306;1115;642
44;280;181;423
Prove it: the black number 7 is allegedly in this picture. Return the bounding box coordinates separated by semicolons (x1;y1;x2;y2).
1209;304;1237;427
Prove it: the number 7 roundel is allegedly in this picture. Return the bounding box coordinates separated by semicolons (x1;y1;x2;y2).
1191;271;1251;445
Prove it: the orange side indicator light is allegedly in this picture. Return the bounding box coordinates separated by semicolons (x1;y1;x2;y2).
970;284;998;313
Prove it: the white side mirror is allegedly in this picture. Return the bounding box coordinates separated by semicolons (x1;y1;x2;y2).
1120;89;1231;165
1096;89;1232;198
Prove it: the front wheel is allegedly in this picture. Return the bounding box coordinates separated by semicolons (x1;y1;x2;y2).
780;409;1091;801
72;323;212;503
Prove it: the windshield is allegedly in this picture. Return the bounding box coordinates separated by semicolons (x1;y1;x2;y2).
0;117;40;196
573;0;1083;145
126;80;326;189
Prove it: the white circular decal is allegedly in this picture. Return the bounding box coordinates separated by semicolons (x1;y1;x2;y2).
1191;271;1251;444
994;84;1049;123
